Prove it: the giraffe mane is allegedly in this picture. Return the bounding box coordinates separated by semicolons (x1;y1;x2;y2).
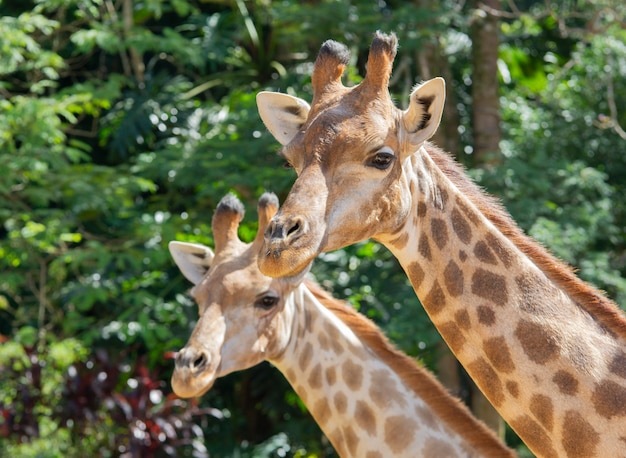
303;279;514;457
425;142;626;339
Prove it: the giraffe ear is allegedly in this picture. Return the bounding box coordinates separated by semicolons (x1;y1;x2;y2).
256;92;310;145
168;241;214;285
402;77;446;150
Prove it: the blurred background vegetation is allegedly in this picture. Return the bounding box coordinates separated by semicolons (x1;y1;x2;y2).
1;0;625;456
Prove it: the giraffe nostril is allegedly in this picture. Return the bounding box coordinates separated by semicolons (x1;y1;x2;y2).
175;348;210;373
267;217;305;242
192;353;207;370
287;221;300;236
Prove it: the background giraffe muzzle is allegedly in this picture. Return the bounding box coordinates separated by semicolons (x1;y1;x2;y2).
175;346;210;373
171;343;219;398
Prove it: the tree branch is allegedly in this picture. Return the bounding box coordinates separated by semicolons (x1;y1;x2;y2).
600;76;626;141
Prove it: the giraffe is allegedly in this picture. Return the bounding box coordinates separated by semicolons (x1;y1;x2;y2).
169;192;515;458
254;31;626;457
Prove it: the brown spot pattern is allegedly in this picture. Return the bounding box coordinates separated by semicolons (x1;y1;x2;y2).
510;415;557;458
300;316;310;341
451;207;472;245
304;306;316;332
439;321;466;354
515;319;559;364
515;271;557;315
483;336;515;373
355;400;377;435
313;397;331;425
530;394;554;432
477;305;496;326
286;368;296;382
431;218;448;250
443;260;464;297
299;342;313;372
415;405;438;430
369;369;403;408
552;370;579;395
417;201;427;217
407;261;425;290
295;385;306;403
325;366;336;386
474;240;498;265
333;391;347;414
467;358;504;407
609;350;626;379
485;233;513;268
459;250;467;262
456;198;480;224
327;429;345;457
342;359;363;391
418;233;432;261
454;309;471;330
421;438;457;458
514;272;533;290
471;268;508;305
389;231;409;249
343;425;358;456
325;323;344;354
561;410;600;458
325;322;339;340
308;363;322;390
384;415;418;453
506;381;519;398
329;335;344;355
515;272;541;314
365;452;383;458
591;379;626;418
424;280;446;315
318;332;330;351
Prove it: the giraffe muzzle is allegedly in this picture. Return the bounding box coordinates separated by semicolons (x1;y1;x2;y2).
175;346;211;374
259;213;320;278
171;346;217;398
266;216;306;246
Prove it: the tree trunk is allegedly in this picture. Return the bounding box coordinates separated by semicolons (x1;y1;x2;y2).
407;0;505;438
413;39;462;157
468;0;506;436
471;0;502;167
436;341;462;397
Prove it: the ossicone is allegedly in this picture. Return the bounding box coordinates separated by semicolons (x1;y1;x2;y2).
362;31;398;93
311;39;351;102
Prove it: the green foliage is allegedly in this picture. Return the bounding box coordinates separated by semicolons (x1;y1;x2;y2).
0;340;210;457
478;17;626;304
312;243;441;366
0;12;63;87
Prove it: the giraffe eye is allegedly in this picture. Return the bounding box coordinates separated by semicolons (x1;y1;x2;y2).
256;294;279;310
282;161;293;169
368;148;395;170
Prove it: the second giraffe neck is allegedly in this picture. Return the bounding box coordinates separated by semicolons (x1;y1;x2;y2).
378;147;626;457
269;283;511;458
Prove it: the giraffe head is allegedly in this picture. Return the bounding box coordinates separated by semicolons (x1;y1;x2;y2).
257;31;445;277
169;193;305;398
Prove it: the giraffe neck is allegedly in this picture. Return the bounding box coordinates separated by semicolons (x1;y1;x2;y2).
269;282;513;458
378;146;626;457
